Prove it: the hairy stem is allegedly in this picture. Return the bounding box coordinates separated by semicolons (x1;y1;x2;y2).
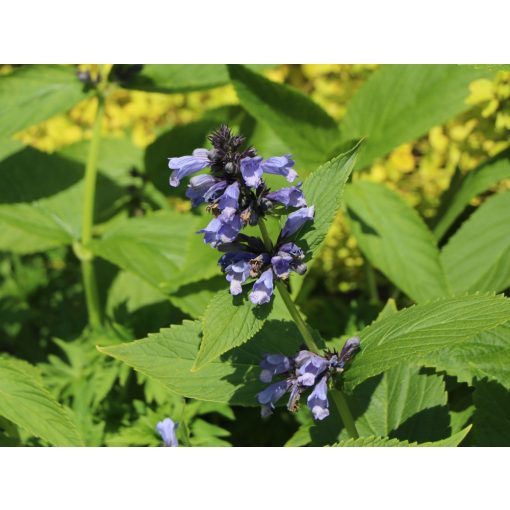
331;388;359;439
81;94;105;329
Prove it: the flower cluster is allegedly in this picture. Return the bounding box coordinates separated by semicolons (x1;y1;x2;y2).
257;337;360;420
168;125;314;303
156;417;179;447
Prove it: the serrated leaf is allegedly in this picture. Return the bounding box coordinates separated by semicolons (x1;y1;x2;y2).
345;181;450;302
91;210;219;293
0;65;90;139
98;319;301;405
300;143;359;262
333;426;471;447
422;322;510;390
440;191;510;294
340;64;490;170
343;294;510;390
228;64;340;173
0;358;83;446
473;380;510;446
433;149;510;240
193;290;288;371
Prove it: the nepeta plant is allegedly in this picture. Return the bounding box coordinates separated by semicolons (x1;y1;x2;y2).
168;125;361;427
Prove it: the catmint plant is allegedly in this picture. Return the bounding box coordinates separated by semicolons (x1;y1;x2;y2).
168;125;315;303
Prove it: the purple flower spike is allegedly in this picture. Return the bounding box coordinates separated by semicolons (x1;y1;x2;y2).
266;183;306;208
307;376;330;421
249;268;274;305
295;351;329;387
156;418;179;447
240;156;263;187
168;148;210;187
260;354;293;383
186;175;220;207
261;154;297;182
218;182;240;218
281;206;315;239
257;379;291;417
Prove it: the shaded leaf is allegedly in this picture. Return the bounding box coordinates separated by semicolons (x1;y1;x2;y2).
0;357;83;446
345;181;450;302
440;191;510;294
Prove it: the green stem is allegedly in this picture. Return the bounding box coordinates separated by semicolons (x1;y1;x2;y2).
258;219;319;353
81;94;105;329
258;218;359;438
331;389;359;439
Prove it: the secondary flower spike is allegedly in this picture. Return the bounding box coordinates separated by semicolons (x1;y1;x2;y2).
256;337;361;421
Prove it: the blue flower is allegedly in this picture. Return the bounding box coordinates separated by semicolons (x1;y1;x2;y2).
307;375;330;421
271;242;307;280
219;251;255;295
338;336;361;369
281;206;315;239
218;182;241;218
260;353;293;383
168;148;210;187
185;175;223;207
249;268;274;305
156;418;179;447
240;156;263;187
266;183;306;208
198;213;244;248
261;154;297;182
295;350;329;387
257;379;292;418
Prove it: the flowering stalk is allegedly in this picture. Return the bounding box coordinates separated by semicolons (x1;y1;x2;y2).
259;219;358;437
80;93;105;329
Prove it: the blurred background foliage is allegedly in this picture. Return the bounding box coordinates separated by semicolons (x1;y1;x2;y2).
1;64;509;446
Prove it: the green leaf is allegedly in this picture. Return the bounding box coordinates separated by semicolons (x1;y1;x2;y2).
0;357;83;446
345;181;450;302
0;65;90;138
343;294;510;390
348;366;449;443
473;380;510;446
340;65;490;170
193;290;282;371
300;143;359;261
115;64;275;94
228;64;340;173
433;149;510;240
0;147;124;253
98;319;301;405
169;277;226;319
91;210;219;293
333;426;471;447
421;322;510;390
440;191;510;294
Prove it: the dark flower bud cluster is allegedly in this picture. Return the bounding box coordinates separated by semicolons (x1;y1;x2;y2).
257;337;361;420
168;125;314;304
